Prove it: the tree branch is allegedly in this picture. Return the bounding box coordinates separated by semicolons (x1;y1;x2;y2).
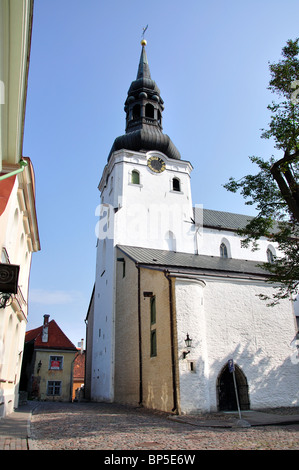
270;150;299;222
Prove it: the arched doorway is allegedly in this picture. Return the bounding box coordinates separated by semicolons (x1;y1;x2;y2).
217;364;250;411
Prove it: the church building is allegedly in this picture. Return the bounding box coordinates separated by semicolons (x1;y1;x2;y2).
85;40;299;414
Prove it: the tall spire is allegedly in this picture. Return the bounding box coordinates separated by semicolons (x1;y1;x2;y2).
108;40;181;161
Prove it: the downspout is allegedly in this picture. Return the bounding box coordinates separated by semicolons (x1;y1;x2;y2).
0;159;28;181
137;265;143;406
165;271;179;414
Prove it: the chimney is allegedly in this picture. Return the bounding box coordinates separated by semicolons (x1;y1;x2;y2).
42;314;50;343
78;338;84;354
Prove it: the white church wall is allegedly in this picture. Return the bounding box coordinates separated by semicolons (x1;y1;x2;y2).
175;277;210;414
198;227;283;263
205;277;298;410
91;236;116;402
99;150;195;253
176;275;298;413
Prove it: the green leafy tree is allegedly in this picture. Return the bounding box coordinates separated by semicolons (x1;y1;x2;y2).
224;39;299;305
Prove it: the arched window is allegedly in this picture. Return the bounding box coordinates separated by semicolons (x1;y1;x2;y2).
165;231;176;251
131;170;140;185
267;247;275;264
220;242;228;258
145;103;154;119
172;177;181;192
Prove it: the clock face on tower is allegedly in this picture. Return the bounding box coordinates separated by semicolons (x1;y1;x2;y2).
147;156;166;173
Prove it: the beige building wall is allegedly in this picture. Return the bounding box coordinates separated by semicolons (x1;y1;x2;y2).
140;267;178;413
0;0;38;417
114;250;180;413
0;162;39;416
114;254;140;405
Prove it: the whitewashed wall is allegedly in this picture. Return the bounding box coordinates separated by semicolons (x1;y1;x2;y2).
198;227;282;263
99;150;195;253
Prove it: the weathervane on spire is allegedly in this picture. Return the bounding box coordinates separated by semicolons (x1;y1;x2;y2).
141;25;148;46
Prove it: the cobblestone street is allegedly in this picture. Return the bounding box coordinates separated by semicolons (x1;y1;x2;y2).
29;402;299;451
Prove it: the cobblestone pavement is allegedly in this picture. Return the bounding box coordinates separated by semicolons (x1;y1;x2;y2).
29;402;299;451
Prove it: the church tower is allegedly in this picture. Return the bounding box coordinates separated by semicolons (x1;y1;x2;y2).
88;40;299;414
91;41;195;402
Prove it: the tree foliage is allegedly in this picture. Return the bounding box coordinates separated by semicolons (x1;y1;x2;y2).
224;39;299;305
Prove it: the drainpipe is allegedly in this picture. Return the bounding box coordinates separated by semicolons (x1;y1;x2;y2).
164;271;179;414
0;159;28;181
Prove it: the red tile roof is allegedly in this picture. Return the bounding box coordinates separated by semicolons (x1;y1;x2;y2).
25;319;77;351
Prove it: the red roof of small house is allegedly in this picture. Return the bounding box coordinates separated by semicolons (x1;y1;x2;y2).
25;319;77;351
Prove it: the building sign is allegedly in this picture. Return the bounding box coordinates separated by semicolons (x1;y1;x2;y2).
50;360;60;369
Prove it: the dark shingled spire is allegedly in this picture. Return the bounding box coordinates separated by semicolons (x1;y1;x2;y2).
136;43;151;80
108;41;181;161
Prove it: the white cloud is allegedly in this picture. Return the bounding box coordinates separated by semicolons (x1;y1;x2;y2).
29;288;83;306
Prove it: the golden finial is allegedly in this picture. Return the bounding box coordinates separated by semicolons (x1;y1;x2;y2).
141;39;147;46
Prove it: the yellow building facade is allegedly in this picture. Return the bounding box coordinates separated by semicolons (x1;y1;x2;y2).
22;316;78;402
32;350;77;402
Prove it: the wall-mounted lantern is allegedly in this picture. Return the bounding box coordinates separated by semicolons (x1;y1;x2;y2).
183;333;192;358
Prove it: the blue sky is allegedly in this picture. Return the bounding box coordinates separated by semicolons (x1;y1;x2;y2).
23;0;299;345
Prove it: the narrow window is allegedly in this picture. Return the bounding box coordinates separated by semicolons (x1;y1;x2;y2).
267;248;275;264
157;109;162;125
131;170;140;185
150;296;156;324
172;177;180;192
150;330;157;357
132;104;140;120
145;103;155;118
220;243;228;258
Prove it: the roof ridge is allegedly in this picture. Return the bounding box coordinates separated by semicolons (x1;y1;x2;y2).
25;318;77;350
